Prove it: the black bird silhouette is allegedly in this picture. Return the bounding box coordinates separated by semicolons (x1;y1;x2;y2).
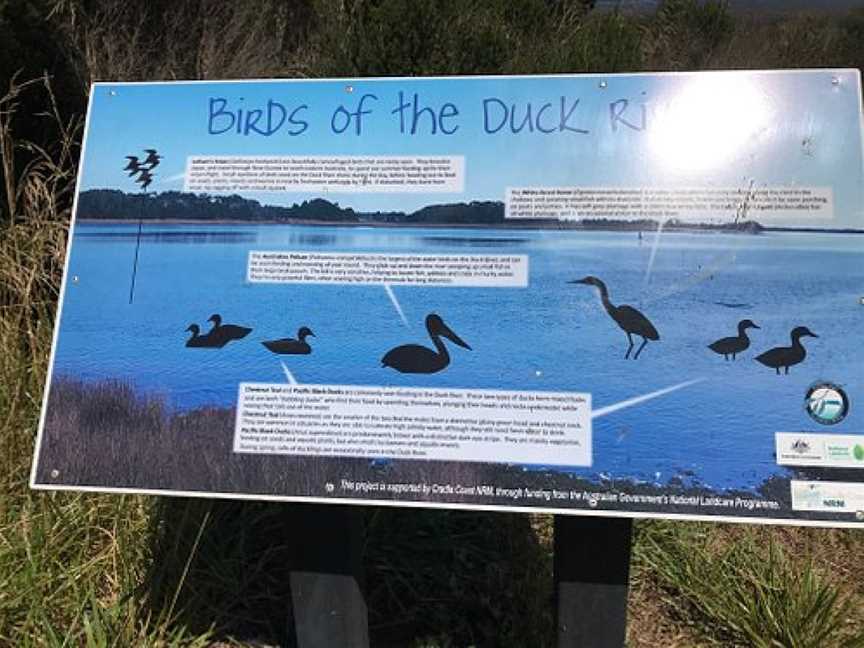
381;313;471;374
206;313;252;347
136;169;153;190
570;276;660;359
262;326;315;355
755;326;818;375
185;323;224;348
708;319;760;361
124;156;143;173
142;149;162;169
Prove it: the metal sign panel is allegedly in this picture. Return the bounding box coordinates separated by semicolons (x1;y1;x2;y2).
31;70;864;526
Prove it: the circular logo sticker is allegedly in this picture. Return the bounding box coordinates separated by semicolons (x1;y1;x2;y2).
805;382;849;425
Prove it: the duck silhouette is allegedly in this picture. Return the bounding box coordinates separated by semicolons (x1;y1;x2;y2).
206;313;252;347
570;276;660;359
382;313;471;374
708;319;760;361
184;324;223;348
262;327;315;355
755;326;818;375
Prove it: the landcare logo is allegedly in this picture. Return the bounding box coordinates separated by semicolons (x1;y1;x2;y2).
805;382;849;425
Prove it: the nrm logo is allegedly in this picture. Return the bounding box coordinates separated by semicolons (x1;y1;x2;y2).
822;498;845;508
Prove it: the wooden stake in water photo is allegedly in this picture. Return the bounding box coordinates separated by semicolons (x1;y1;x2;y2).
125;149;161;304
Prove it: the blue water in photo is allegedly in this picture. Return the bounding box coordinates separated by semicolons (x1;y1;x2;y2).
53;222;864;491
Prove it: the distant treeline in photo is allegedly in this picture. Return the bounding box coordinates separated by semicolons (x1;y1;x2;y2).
77;189;768;231
77;189;504;225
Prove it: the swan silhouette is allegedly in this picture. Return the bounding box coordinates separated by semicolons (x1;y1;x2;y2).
206;313;252;347
755;326;818;374
570;276;660;359
381;313;471;374
184;324;223;348
708;319;760;361
262;327;315;355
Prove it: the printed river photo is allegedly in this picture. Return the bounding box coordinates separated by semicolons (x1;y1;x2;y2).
46;221;863;497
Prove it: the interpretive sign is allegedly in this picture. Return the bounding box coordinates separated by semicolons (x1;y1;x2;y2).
31;71;864;526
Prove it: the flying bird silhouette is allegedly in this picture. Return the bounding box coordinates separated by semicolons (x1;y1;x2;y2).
142;149;162;169
570;275;660;359
136;169;153;190
123;156;143;173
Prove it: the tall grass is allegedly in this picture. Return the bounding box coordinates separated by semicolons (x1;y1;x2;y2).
633;523;864;647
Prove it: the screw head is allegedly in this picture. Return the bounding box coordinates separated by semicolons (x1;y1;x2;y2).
72;275;79;284
598;80;607;89
50;469;59;478
345;84;354;93
831;76;841;86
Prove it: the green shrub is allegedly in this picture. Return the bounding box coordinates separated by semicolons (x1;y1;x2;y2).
635;522;864;648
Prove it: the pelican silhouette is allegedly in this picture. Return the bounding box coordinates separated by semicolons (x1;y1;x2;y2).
382;313;471;374
755;326;818;375
142;149;162;168
206;313;252;347
570;276;659;359
184;324;223;348
708;319;760;361
262;326;315;355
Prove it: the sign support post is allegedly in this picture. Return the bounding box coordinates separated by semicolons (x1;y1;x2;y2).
285;504;369;648
554;515;633;647
283;508;632;647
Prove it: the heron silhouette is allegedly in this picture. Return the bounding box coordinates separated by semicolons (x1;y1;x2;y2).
755;326;818;374
382;313;471;374
206;314;252;347
262;326;315;355
570;276;659;359
708;319;760;361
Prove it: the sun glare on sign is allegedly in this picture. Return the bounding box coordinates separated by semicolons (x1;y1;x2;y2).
648;76;772;173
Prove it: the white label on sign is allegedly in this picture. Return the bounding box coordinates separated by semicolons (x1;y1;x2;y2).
790;480;864;513
234;383;591;467
776;433;864;468
505;186;834;221
185;155;464;193
247;251;528;287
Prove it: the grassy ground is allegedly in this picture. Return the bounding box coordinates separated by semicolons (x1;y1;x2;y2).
2;1;864;645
